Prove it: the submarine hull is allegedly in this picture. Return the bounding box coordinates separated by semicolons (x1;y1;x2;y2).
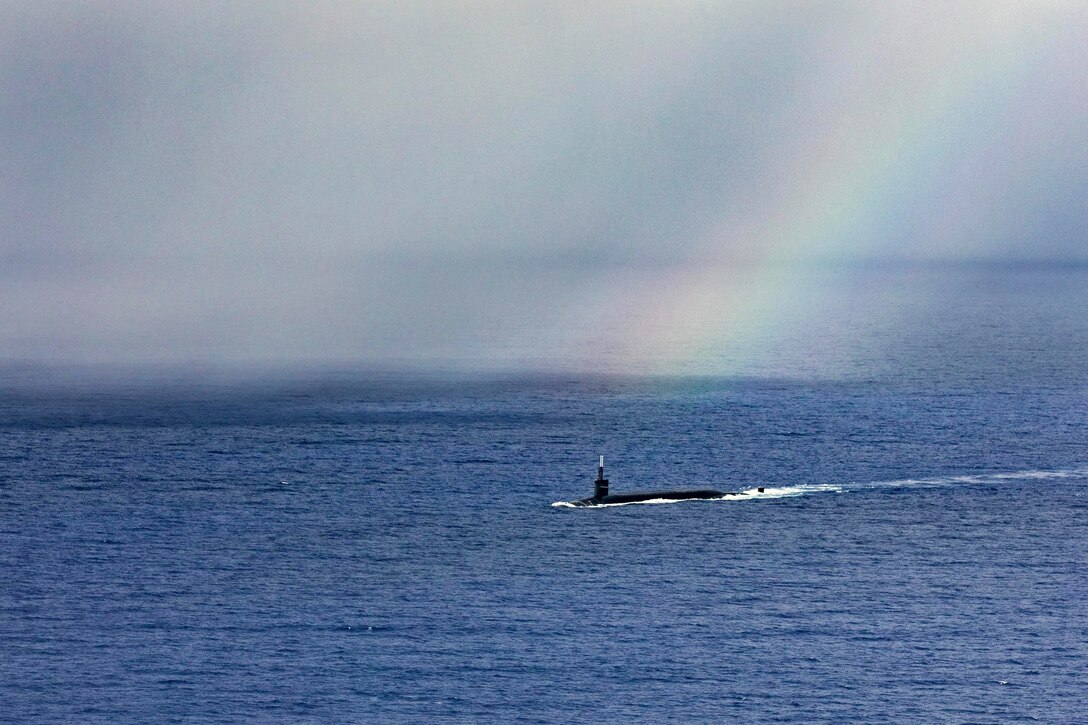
568;488;731;507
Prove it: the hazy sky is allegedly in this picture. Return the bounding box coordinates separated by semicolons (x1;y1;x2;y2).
3;1;1087;370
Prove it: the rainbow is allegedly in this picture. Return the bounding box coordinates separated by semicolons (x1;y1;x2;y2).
565;5;1077;375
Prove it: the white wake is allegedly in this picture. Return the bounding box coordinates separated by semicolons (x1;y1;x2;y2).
552;466;1087;508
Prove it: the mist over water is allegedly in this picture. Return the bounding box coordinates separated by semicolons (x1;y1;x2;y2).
6;262;1087;385
4;3;1088;367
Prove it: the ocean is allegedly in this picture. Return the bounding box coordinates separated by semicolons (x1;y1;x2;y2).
2;264;1088;722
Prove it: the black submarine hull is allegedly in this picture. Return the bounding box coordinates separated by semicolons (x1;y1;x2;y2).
568;488;732;507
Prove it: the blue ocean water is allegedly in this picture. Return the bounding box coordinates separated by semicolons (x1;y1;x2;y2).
3;266;1088;722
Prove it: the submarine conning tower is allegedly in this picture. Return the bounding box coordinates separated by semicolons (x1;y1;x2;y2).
594;455;609;499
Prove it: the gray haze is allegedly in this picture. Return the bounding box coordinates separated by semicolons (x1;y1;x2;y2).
2;2;1087;370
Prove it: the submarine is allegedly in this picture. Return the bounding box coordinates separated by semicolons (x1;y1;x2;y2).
564;456;760;507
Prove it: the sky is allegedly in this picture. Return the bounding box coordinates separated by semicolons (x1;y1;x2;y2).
2;1;1087;372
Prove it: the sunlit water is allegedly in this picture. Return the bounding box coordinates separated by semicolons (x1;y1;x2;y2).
2;265;1088;722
